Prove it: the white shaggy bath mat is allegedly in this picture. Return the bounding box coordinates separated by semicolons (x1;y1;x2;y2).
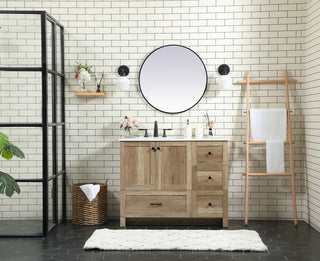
84;229;268;251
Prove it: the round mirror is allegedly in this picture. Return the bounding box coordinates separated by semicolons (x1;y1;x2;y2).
139;45;207;114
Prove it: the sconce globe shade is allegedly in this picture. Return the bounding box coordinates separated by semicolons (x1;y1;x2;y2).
218;75;232;90
117;76;130;90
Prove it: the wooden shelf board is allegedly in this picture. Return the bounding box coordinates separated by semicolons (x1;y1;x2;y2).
75;91;105;97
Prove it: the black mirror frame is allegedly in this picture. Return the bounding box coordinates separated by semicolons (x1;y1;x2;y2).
138;44;208;114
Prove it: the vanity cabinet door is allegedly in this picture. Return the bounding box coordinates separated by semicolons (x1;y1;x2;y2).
120;142;157;190
158;142;191;190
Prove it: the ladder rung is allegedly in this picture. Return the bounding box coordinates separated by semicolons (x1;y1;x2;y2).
237;79;297;84
243;141;294;145
243;110;292;113
246;173;293;176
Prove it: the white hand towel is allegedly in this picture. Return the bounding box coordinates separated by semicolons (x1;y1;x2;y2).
250;109;286;141
250;109;287;173
266;140;285;173
80;184;100;202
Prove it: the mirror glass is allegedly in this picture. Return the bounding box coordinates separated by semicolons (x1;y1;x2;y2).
139;45;207;114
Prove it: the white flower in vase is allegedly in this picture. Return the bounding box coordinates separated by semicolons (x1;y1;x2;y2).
78;69;91;91
74;62;93;91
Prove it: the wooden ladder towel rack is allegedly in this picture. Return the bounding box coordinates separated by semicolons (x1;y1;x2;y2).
237;70;298;227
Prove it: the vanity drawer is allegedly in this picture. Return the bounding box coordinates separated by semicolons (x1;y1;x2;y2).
125;195;188;217
192;193;223;217
194;165;223;190
196;146;223;164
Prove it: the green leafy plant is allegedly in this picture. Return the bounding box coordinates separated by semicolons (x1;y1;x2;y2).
0;132;25;197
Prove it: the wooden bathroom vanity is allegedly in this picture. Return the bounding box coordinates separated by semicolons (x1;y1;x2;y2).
120;139;228;227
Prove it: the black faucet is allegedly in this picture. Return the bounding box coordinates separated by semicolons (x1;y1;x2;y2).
153;121;158;137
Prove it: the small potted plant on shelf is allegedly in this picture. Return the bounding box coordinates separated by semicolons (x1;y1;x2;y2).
74;62;93;91
0;132;25;197
120;116;140;137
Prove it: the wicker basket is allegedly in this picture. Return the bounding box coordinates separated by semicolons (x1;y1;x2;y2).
72;181;108;225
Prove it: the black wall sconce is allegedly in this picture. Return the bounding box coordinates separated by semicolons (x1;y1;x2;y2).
117;65;130;90
217;64;232;90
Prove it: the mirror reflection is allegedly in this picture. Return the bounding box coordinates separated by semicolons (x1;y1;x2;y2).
139;45;207;114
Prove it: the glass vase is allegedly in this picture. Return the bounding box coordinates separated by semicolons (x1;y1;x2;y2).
123;128;134;138
81;82;87;92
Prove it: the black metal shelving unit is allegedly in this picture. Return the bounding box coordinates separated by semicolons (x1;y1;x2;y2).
0;10;66;237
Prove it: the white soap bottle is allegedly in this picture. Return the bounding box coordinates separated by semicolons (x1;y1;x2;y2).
184;119;192;139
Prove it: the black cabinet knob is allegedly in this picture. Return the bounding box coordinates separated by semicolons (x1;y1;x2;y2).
151;147;156;151
208;203;212;207
208;176;212;180
157;147;160;150
208;151;212;155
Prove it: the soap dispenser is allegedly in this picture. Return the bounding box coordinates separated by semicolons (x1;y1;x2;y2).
184;119;192;139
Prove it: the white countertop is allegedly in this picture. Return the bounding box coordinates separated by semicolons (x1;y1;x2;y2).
119;137;228;142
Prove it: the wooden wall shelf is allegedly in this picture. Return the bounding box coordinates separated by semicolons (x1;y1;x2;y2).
75;91;105;97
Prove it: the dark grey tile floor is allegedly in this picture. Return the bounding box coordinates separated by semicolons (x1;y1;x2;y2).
0;220;319;261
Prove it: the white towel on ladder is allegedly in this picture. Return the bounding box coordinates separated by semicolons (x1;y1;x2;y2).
266;140;285;173
250;109;287;173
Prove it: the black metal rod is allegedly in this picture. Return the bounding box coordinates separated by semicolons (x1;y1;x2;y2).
0;67;42;71
58;170;66;176
0;10;64;28
45;12;64;28
0;123;43;127
51;20;58;226
41;12;48;238
48;175;57;181
61;26;67;222
0;234;43;238
0;10;44;14
48;69;64;77
48;122;65;127
15;179;43;182
48;170;66;181
0;123;65;127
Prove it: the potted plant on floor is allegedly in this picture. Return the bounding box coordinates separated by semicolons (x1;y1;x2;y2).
0;132;25;197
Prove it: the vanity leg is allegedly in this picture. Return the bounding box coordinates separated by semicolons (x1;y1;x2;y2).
120;218;126;227
223;218;228;228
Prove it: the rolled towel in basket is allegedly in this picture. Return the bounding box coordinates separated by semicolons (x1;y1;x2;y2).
80;184;100;202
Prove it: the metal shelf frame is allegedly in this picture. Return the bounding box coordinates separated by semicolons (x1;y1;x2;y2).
0;10;66;237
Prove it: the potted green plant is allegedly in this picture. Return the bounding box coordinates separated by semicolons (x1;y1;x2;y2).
0;132;25;197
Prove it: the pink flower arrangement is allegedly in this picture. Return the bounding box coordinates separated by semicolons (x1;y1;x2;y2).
120;116;139;135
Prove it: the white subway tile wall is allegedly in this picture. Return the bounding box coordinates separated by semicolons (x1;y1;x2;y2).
303;0;320;232
0;0;316;229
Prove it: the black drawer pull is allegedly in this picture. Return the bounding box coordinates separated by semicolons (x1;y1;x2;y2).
208;151;212;155
208;203;212;207
208;176;212;180
151;147;156;152
157;147;160;150
150;203;162;207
